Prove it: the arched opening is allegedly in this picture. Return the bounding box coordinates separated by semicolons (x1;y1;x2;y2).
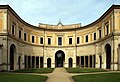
105;44;111;69
81;56;84;67
28;56;31;68
36;56;39;68
18;56;21;69
47;58;51;68
10;44;16;70
40;57;43;68
55;50;65;67
68;58;73;67
32;56;35;68
99;55;102;68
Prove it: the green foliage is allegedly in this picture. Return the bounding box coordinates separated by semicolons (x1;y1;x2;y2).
66;68;108;73
0;73;47;82
12;68;54;73
73;73;120;82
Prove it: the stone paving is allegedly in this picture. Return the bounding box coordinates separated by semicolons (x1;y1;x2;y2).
39;68;120;82
9;68;120;82
41;68;75;82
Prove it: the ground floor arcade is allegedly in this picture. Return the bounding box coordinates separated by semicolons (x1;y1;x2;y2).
0;42;118;71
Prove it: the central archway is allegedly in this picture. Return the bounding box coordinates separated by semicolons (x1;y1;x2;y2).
10;44;16;70
55;50;65;67
105;44;111;69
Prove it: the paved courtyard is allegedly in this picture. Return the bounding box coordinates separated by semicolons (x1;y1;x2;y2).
39;68;120;82
42;68;75;82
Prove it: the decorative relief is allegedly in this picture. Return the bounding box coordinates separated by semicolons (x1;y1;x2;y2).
55;33;65;36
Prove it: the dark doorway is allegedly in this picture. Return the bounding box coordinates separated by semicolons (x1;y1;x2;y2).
18;56;21;69
32;56;35;68
24;55;27;68
85;56;88;67
28;56;31;68
36;57;39;68
68;58;73;67
55;50;65;67
47;58;51;68
10;44;16;70
99;55;102;68
40;57;43;68
81;56;84;67
90;55;92;68
105;44;111;69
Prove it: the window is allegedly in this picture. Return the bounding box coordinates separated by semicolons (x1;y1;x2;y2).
48;38;51;45
99;29;101;38
58;37;62;45
19;30;21;39
77;37;79;44
40;37;43;44
94;33;96;40
32;36;35;43
86;35;88;42
106;24;109;35
12;24;15;35
69;38;72;44
24;33;27;41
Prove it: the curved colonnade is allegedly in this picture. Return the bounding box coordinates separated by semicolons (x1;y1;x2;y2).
0;5;120;71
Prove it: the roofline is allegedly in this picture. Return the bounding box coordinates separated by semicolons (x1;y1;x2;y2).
0;4;120;31
0;5;45;30
82;4;119;28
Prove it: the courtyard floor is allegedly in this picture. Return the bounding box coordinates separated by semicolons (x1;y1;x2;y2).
1;68;120;82
40;68;120;82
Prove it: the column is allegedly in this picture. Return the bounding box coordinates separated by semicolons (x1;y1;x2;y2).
92;55;95;68
84;56;86;68
88;56;90;68
34;56;36;68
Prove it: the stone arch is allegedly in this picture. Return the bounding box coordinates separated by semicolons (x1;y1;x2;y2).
55;50;65;67
10;44;16;70
105;43;111;69
47;58;51;68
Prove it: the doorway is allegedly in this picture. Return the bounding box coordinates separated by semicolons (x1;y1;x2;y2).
55;50;65;67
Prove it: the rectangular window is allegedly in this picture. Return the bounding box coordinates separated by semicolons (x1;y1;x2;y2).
94;33;96;40
99;29;101;38
86;35;88;42
69;38;72;44
77;37;79;44
106;24;109;35
32;36;34;43
24;33;27;41
12;24;15;35
19;30;21;39
58;37;62;45
40;37;43;44
48;38;51;45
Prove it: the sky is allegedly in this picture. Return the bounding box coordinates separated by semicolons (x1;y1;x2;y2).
0;0;120;26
